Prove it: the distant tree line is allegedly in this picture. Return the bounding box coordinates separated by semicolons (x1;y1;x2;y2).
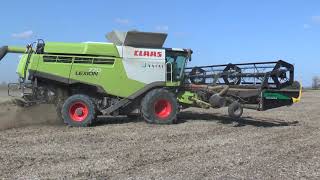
312;76;320;89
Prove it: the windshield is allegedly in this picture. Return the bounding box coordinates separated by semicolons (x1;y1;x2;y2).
165;51;189;82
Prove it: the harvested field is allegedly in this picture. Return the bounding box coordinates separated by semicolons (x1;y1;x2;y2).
0;91;319;179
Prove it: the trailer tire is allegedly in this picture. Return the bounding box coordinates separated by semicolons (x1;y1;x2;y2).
61;94;96;127
228;101;243;119
141;89;178;124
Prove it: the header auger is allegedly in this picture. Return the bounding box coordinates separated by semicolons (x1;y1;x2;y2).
0;30;301;127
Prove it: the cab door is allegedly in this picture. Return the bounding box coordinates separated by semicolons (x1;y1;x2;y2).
165;50;188;83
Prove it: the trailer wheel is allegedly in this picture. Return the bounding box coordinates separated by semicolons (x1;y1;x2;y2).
141;89;178;124
61;94;96;127
228;101;243;119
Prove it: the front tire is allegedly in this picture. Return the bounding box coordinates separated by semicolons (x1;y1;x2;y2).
61;94;96;127
141;88;178;124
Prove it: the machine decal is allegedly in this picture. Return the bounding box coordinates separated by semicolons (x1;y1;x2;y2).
124;47;165;60
89;68;102;73
134;50;162;58
142;62;165;69
75;71;99;76
121;46;166;84
75;68;101;76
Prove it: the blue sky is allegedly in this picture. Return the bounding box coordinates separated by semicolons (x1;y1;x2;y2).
0;0;319;86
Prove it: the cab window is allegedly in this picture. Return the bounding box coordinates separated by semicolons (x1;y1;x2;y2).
165;51;188;81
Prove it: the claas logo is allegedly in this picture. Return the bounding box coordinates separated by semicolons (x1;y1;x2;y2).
134;50;162;57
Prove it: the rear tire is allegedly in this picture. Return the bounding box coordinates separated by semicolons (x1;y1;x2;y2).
61;94;96;127
228;101;243;119
141;88;178;124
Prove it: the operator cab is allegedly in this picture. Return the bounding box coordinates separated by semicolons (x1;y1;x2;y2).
106;30;192;83
165;48;192;82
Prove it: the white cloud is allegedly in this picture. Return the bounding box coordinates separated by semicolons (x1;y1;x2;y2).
302;16;320;30
173;31;187;37
114;18;130;25
303;24;311;29
311;16;320;24
11;30;34;39
155;25;169;32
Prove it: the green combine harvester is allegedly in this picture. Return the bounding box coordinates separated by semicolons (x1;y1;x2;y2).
0;31;301;126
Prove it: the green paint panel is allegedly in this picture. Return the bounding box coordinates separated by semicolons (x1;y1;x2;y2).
16;54;28;78
166;81;181;86
69;58;146;97
17;54;40;78
177;91;197;104
44;42;120;57
263;92;291;100
37;55;72;79
30;53;146;98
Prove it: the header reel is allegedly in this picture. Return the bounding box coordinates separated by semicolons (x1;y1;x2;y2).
185;60;294;89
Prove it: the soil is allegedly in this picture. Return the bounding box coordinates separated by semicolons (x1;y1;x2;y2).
0;91;319;179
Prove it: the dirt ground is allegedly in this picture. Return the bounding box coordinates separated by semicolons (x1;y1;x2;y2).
0;91;320;179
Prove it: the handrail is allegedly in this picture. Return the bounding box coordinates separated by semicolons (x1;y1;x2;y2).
166;62;173;83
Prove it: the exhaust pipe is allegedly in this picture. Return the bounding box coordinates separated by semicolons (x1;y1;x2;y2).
0;46;8;61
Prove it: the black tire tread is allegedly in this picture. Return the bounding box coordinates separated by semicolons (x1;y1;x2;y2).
61;94;96;127
141;88;177;124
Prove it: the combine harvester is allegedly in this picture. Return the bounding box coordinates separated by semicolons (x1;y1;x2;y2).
0;31;301;126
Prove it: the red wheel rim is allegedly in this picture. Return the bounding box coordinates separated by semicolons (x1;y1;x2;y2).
154;99;172;119
69;101;89;122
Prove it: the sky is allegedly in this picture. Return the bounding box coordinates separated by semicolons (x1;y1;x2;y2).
0;0;319;86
